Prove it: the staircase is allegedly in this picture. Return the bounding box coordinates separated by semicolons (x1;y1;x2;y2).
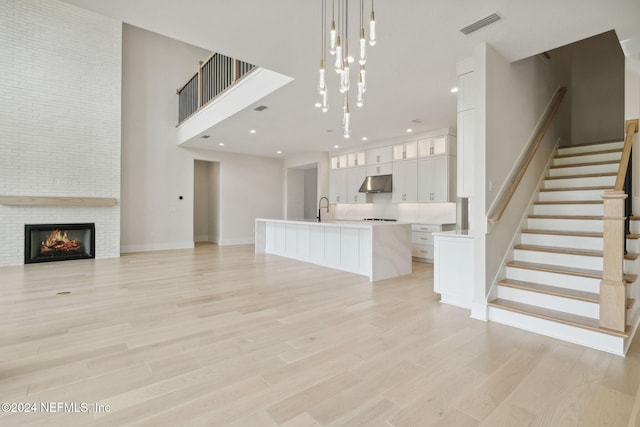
487;140;640;355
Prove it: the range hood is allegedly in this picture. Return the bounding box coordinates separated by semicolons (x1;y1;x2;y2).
359;174;392;193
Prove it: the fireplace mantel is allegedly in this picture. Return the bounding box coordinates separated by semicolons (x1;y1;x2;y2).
0;196;117;207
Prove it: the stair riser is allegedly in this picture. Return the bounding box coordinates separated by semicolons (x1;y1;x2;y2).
487;307;625;355
538;190;607;202
506;266;600;293
497;286;599;319
514;249;603;270
553;152;621;166
532;204;604;216
629;239;640;253
520;233;603;251
557;142;624;156
548;163;619;177
632;222;640;234
543;176;616;189
527;218;603;232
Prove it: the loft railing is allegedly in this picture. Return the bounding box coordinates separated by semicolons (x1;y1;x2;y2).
600;118;639;332
488;86;567;224
177;53;257;124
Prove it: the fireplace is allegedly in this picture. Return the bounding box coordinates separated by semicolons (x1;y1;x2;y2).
25;223;95;264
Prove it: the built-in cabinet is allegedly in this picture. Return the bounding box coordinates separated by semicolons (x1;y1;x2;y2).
330;130;456;204
411;223;455;262
391;160;417;203
457;62;475;198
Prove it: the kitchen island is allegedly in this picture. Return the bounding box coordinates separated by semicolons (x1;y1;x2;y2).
255;219;412;282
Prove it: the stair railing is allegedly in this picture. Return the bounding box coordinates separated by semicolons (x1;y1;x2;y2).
177;53;256;124
488;87;567;224
600;119;639;332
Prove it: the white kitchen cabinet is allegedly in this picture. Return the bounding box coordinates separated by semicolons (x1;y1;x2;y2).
347;151;366;167
330;155;348;169
329;168;347;203
418;156;456;202
392;160;417;203
366;146;393;165
366;163;393;176
457;71;475;112
393;141;418;161
457;109;475;197
418;135;456;157
456;68;475;198
433;231;474;308
347;166;369;204
411;223;455;262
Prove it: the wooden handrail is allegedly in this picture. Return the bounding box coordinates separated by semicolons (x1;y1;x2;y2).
488;86;567;224
614;119;639;191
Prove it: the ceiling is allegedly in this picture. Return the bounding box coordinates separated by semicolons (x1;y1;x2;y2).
61;0;640;158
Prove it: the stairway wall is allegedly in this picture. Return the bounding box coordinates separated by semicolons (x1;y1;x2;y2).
480;44;563;300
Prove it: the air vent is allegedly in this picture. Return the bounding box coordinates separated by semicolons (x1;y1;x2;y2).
254;105;268;112
200;135;210;139
410;119;422;124
460;12;501;35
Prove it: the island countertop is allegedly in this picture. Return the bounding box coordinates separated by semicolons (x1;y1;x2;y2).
255;218;412;282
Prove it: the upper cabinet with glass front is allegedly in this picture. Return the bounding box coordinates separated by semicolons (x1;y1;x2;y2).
393;141;418;161
418;135;456;157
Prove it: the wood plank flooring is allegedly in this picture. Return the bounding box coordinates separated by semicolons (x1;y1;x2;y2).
1;243;640;426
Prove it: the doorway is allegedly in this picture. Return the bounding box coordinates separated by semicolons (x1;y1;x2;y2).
193;160;220;244
286;164;318;220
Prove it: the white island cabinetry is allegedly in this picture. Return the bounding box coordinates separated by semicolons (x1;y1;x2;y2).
255;219;412;282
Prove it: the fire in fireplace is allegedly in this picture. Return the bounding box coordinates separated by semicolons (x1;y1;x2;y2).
25;223;95;264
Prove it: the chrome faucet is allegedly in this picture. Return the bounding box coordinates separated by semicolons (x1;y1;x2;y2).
317;197;329;222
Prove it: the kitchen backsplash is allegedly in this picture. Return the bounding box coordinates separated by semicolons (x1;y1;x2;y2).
334;194;456;224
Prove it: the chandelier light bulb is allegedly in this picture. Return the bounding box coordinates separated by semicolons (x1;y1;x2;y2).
340;62;350;93
330;20;337;55
359;64;366;93
321;89;329;112
357;71;364;107
359;28;367;65
369;10;376;46
318;60;326;95
334;36;343;73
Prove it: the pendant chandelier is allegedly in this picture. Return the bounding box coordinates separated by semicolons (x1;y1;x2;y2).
318;0;376;139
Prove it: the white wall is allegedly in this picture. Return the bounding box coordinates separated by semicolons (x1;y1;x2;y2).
286;169;304;220
0;0;122;266
121;25;284;251
473;43;561;305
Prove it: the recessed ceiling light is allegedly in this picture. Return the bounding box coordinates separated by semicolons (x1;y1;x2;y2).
406;128;413;133
249;129;256;134
314;102;322;108
218;142;225;146
334;145;340;149
450;87;459;93
276;150;282;154
362;137;368;141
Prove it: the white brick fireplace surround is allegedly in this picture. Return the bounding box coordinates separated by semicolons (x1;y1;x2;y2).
0;0;122;267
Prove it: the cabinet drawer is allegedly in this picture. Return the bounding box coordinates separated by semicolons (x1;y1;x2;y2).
411;224;440;232
412;232;434;245
366;163;392;176
412;244;433;259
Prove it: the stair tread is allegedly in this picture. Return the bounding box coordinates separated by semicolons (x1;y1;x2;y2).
545;172;617;180
506;260;637;283
528;214;602;220
534;200;603;205
499;278;598;302
550;160;620;169
555;148;623;159
488;298;630;338
558;139;623;149
539;186;613;192
521;229;603;238
513;244;639;260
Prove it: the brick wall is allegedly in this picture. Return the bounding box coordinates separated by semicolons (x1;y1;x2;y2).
0;0;122;266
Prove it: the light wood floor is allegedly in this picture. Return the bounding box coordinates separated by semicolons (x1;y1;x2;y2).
1;243;640;426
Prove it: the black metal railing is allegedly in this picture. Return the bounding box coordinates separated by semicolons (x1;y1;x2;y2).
177;54;256;124
624;145;632;254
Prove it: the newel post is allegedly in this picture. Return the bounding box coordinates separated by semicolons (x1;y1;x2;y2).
600;190;628;332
